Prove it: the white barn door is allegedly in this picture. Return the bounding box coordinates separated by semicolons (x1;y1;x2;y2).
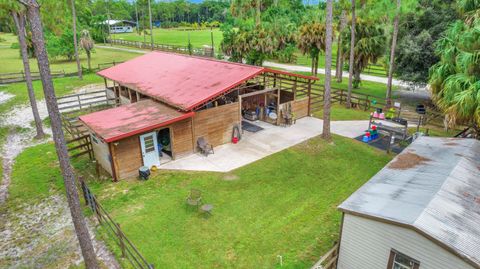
139;132;160;168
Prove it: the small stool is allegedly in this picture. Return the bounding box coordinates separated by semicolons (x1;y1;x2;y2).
200;204;213;217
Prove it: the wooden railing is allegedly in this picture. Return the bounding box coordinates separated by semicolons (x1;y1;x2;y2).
0;61;125;85
57;89;117;114
0;70;65;84
308;83;389;113
80;179;154;269
311;243;339;269
67;134;93;159
108;38;214;58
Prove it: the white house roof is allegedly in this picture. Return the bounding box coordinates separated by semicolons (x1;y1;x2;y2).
104;20;136;26
338;137;480;268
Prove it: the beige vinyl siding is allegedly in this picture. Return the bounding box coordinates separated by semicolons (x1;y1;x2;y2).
337;214;475;269
90;134;112;175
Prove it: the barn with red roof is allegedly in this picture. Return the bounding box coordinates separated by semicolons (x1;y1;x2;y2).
79;51;317;180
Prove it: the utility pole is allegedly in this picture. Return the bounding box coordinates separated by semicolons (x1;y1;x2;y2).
148;0;154;50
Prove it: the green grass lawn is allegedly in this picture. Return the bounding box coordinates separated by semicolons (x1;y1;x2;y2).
0;32;142;73
87;135;391;269
314;104;372;121
114;28;223;51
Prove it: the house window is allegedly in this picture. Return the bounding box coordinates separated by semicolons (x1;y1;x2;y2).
387;250;420;269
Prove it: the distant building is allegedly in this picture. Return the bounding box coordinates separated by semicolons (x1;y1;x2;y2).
104;20;136;34
337;137;480;269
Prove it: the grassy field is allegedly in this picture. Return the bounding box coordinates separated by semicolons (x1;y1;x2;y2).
114;28;223;50
87;135;391;268
0;32;142;74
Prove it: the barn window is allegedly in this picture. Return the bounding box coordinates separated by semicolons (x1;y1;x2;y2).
387;249;420;269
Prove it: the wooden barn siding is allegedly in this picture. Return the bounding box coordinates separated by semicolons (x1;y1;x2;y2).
112;135;143;179
193;102;240;148
171;118;194;158
110;118;194;180
90;135;112;175
337;214;475;269
291;97;309;118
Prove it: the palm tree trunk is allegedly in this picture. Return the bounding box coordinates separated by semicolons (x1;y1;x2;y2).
322;0;333;140
19;1;98;268
346;0;356;108
335;10;347;82
70;0;82;80
386;0;401;101
87;50;91;71
11;11;45;139
255;0;261;26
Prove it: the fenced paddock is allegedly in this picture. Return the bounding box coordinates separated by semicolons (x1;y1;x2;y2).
0;61;124;85
58;89;117;159
80;179;153;269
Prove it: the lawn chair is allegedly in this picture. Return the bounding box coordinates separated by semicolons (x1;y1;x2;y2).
197;137;214;156
186;189;202;209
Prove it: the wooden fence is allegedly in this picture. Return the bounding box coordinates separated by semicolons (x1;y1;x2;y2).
80;179;153;269
311;243;339;269
308;83;388;113
67;134;93;159
0;70;66;84
107;38;214;58
57;89;117;114
0;61;124;85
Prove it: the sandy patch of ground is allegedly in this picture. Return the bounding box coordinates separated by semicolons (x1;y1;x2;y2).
0;83;119;268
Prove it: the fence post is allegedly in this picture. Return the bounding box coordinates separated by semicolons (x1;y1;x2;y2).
117;223;126;258
78;95;82;110
21;70;25;80
365;95;369;111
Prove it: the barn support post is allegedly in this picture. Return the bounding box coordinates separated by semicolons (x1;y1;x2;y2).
307;80;312;116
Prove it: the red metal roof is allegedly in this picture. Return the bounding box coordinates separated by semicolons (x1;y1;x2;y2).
97;52;264;111
79;100;194;142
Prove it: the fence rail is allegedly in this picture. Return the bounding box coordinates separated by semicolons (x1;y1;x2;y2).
57;89;117;113
0;61;124;85
311;243;339;269
80;179;153;269
0;70;66;84
107;38;214;58
67;134;93;159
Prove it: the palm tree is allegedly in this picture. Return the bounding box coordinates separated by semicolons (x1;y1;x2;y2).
429;2;480;137
323;0;334;140
346;0;356;108
297;22;327;76
18;0;98;267
386;0;401;101
343;18;386;88
80;29;94;71
70;0;82;80
11;9;45;139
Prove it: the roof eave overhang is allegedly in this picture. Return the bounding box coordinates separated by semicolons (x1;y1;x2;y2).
80;111;195;143
338;208;480;269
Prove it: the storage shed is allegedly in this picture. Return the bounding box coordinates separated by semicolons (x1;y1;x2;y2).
336;137;480;269
79;51;317;180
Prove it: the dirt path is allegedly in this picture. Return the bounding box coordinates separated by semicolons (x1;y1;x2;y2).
0;84;119;268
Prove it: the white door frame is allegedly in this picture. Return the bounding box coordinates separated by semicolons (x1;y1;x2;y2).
139;132;160;168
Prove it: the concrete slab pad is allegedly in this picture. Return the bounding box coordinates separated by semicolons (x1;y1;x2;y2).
159;117;386;172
